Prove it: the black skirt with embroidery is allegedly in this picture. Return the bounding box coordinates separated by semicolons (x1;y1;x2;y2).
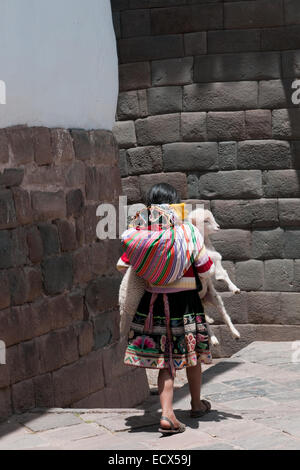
124;289;212;375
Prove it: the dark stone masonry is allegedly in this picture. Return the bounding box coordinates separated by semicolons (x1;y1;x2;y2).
0;125;149;420
112;0;300;356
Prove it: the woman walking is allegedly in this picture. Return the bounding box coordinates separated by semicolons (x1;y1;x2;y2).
117;183;214;435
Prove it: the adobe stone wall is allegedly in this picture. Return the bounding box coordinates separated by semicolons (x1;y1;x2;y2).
0;125;149;420
111;0;300;355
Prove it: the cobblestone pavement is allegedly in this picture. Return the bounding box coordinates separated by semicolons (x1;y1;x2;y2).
1;341;300;450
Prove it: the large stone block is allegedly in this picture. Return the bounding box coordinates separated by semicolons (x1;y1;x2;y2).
259;79;293;109
279;199;300;226
31;191;66;222
121;8;150;38
150;4;223;35
135;114;180;145
152;57;193;86
139;172;188;200
210;229;252;261
0;189;17;230
6;126;34;165
199;170;262;199
33;373;54;408
0;168;24;188
224;0;284;29
211;199;278;229
264;259;294;292
127;146;163;175
235;260;264;291
112;121;137;149
32;127;53;166
64;160;85;187
181;112;207;142
92;310;119;350
147;86;182;114
85;276;120;315
12;188;33;226
163;142;218;171
252;228;285;259
118;34;184;63
261;25;300;51
37;327;79;374
194;52;281;83
101;338;129;386
285;0;300;25
245;110;272;140
41;254;73;295
76;321;94;357
119;62;151;92
263;170;300;198
25;266;43;303
207;112;246;141
187;174;199;198
8;339;40;384
51;128;75;164
121;176;141;204
273;109;300;140
52;359;90;407
66;189;84;218
284;230;300;258
8;268;27;306
11;226;28;267
55;219;77;252
218;142;237;170
183;82;258;112
279;293;300;324
184;32;207;56
117;91;141;121
38;223;60;257
26;226;43;264
282;50;300;78
247;292;281;324
207;29;260;54
237;140;292;170
11;379;35;414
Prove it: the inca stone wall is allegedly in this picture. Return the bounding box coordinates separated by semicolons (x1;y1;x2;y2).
111;0;300;355
0;125;149;420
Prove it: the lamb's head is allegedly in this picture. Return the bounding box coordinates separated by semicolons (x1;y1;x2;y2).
203;210;220;236
188;208;220;239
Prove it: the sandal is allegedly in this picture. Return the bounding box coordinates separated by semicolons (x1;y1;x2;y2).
158;416;186;435
190;399;211;418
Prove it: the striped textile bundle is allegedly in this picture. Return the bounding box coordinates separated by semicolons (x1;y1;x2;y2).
121;205;204;286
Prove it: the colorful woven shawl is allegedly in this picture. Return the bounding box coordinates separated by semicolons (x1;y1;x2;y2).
121;204;203;286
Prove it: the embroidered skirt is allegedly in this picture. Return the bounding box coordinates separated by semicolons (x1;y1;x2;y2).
124;289;212;377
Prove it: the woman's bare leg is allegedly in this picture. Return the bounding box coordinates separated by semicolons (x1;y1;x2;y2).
186;362;207;411
158;368;181;428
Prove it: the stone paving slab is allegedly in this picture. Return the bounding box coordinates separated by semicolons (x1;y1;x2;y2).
0;341;300;450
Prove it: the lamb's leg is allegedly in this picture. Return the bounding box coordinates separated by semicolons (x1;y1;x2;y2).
208;281;240;340
205;318;219;346
214;259;240;294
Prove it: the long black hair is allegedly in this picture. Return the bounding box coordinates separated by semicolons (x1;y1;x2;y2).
145;183;181;206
